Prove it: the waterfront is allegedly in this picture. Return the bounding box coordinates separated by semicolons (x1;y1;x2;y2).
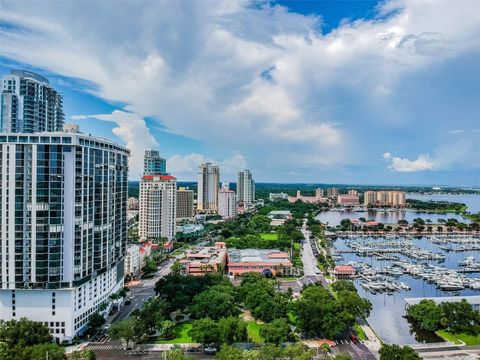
332;235;480;345
316;209;468;227
406;193;480;213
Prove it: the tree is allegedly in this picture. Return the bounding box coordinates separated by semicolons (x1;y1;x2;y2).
214;345;250;360
259;318;293;345
379;344;420;360
336;290;372;325
170;260;184;275
166;347;191;360
159;320;176;339
188;318;220;346
406;300;443;332
217;317;248;344
109;319;138;349
189;285;240;320
72;349;96;360
142;256;158;275
331;280;356;293
87;313;105;333
320;343;330;357
0;318;53;351
24;343;66;360
294;285;348;339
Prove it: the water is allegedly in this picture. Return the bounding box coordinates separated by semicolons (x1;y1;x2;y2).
316;209;468;227
406;193;480;213
333;235;480;345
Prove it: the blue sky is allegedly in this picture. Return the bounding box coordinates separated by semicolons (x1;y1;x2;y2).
1;0;479;185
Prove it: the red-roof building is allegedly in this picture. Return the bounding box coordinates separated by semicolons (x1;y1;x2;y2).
333;265;356;278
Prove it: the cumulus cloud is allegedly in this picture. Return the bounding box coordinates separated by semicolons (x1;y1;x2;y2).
167;153;247;181
71;110;158;177
1;0;480;182
383;152;437;172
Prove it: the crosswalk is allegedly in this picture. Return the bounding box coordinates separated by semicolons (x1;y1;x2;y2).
336;339;365;345
86;344;123;350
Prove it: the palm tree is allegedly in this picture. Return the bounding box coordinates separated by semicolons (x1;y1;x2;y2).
320;343;330;358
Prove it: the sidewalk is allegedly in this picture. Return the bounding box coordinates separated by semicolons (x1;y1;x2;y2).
361;324;381;357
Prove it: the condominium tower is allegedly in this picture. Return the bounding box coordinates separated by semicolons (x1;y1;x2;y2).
218;187;237;218
1;70;64;133
0;129;129;342
197;163;220;211
364;190;406;207
139;175;177;241
237;169;255;205
144;149;167;175
176;187;194;219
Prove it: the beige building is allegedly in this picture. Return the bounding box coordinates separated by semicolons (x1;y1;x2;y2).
181;242;227;276
326;187;339;198
315;188;324;197
364;190;406;207
197;163;220;211
218;187;237;218
139;175;177;241
176;187;194;219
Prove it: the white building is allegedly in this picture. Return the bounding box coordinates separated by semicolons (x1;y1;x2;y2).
139;175;177;241
218;187;237;218
269;192;289;201
0;129;129;342
124;245;142;279
197;163;219;212
1;70;64;133
237;169;255;205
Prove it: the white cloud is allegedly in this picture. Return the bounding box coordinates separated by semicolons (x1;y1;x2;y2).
71;110;158;177
1;0;480;181
383;152;436;172
383;152;437;172
448;129;464;134
167;153;247;181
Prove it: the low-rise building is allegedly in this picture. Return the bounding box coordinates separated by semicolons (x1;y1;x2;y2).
268;210;292;226
181;242;227;276
269;192;289;201
333;265;356;278
227;249;292;277
288;190;327;204
337;195;360;206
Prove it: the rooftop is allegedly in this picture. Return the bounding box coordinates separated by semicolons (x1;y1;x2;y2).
142;175;177;181
228;249;290;263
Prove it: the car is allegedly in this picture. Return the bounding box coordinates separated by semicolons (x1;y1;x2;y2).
104;323;112;330
350;335;359;343
124;299;132;305
204;346;217;354
315;269;321;274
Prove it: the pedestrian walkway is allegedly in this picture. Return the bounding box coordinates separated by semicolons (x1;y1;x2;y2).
86;344;123;350
360;324;381;355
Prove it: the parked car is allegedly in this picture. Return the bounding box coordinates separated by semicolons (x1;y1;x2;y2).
104;323;112;330
204;346;217;354
350;335;359;343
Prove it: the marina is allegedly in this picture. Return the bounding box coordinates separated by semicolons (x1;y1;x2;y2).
331;233;480;344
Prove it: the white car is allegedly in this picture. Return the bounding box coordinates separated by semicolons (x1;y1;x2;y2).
104;323;112;330
315;269;321;274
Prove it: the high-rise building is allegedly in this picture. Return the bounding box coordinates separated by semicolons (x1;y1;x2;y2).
363;190;406;207
364;191;377;206
218;187;237;218
0;129;129;342
315;188;324;198
348;189;358;196
144;149;167;175
1;70;64;133
237;169;255;204
326;187;339;198
197;163;220;211
139;175;177;241
176;187;194;219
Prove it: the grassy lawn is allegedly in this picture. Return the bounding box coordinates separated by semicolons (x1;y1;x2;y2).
260;233;278;241
354;323;367;341
436;330;480;345
154;323;193;344
287;311;298;326
246;321;264;343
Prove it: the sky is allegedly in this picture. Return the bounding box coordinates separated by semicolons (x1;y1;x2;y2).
1;0;479;185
